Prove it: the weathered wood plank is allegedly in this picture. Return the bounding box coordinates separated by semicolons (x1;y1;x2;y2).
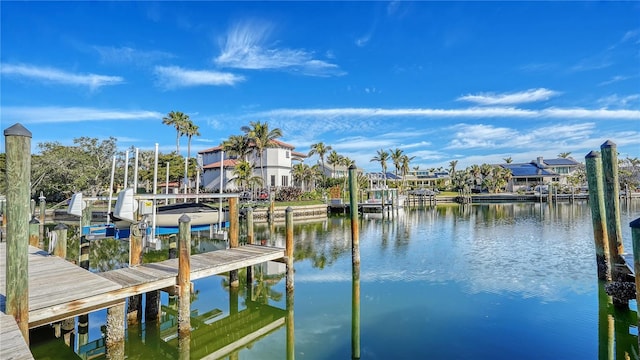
0;314;34;359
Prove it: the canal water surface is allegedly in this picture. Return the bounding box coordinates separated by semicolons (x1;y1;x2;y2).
30;200;640;359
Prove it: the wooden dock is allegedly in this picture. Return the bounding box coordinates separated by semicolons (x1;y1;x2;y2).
0;242;285;354
0;313;34;360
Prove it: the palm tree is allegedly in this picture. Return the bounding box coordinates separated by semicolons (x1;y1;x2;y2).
503;156;513;164
449;160;458;176
308;142;332;187
162;111;190;153
183;121;200;162
229;159;263;189
401;154;415;189
371;149;390;186
292;163;318;191
390;148;404;181
222;135;251;161
182;120;200;194
558;152;572;158
241;121;282;187
327;150;341;179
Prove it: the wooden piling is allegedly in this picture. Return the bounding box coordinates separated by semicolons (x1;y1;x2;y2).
169;234;177;259
79;235;90;270
78;237;90;347
29;217;40;248
348;164;361;358
127;222;146;325
229;197;239;288
246;207;254;284
601;140;624;271
631;217;640;348
585;151;610;280
178;214;191;336
4;123;32;343
53;223;68;259
129;224;143;267
39;193;46;245
246;207;254;245
105;301;126;359
348;165;360;267
285;207;294;293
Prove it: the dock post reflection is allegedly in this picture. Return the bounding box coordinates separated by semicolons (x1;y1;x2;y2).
287;281;295;360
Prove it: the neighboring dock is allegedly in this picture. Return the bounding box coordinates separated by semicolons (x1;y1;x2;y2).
0;243;284;329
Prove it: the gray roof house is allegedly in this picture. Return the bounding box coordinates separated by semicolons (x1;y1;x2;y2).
501;156;582;192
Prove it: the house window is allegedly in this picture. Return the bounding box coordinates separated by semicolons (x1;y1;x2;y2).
286;151;290;159
270;175;276;187
281;175;288;187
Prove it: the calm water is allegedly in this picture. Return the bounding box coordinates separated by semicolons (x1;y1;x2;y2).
30;200;640;359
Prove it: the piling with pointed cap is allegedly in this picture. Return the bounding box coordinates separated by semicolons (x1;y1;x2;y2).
601;140;624;275
4;123;32;343
585;151;610;280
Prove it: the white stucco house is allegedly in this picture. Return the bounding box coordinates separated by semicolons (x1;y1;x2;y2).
198;139;306;192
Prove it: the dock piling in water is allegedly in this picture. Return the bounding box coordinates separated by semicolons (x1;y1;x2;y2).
348;164;361;359
246;207;254;285
285;207;294;293
631;218;640;347
127;223;143;324
585;151;610;280
178;214;192;337
601;140;624;272
229;197;239;288
4;123;32;343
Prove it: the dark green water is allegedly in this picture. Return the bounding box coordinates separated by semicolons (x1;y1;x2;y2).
30;201;640;359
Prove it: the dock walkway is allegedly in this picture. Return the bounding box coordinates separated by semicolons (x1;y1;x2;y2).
0;242;284;347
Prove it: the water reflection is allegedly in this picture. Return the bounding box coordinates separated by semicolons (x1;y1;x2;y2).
28;200;640;359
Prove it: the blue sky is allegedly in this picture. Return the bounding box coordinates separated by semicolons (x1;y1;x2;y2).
1;1;639;172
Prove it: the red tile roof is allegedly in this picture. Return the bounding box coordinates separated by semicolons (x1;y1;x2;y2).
203;158;239;169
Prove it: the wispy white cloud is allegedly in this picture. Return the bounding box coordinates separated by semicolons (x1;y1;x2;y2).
457;88;560;105
214;20;344;76
0;63;123;90
2;106;163;124
621;28;640;44
597;94;640;108
445;123;597;151
93;45;175;65
599;75;630;86
154;65;245;89
253;105;640;120
447;124;519;150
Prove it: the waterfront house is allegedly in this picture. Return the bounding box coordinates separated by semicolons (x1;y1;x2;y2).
501;156;582;192
198;140;306;192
